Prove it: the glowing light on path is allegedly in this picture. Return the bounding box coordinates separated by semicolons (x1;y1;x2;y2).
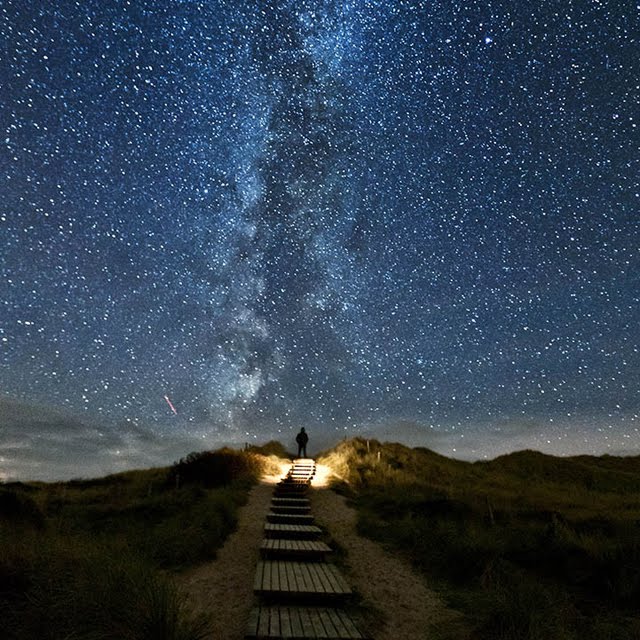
164;394;178;415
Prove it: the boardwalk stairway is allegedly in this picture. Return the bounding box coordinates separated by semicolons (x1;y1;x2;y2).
246;459;366;639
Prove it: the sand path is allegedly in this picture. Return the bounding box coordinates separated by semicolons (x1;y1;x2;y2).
178;468;468;639
178;478;275;640
311;486;469;640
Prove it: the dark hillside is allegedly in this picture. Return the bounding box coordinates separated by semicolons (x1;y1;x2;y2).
319;438;640;640
0;447;268;640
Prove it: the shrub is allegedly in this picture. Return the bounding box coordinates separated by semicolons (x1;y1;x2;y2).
324;438;640;639
168;448;257;488
248;440;291;458
0;488;43;528
0;533;209;640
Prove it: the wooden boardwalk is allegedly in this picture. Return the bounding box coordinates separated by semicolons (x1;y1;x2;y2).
260;539;331;561
246;459;366;639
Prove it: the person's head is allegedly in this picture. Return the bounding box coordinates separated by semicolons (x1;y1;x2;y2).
301;427;306;433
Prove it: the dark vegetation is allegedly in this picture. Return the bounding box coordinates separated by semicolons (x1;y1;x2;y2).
246;439;292;459
319;438;640;640
0;447;267;640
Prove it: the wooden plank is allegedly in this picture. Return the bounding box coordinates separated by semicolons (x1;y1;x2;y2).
317;562;340;593
253;561;264;592
329;564;350;594
257;604;270;637
271;606;282;637
255;561;353;603
298;606;316;637
280;606;293;639
326;608;350;637
319;608;339;637
264;523;321;539
273;492;308;498
291;560;307;593
289;606;304;637
265;559;274;592
314;564;332;594
247;606;364;640
329;565;352;594
278;559;288;593
278;485;309;491
246;605;260;637
301;562;323;594
285;561;296;595
319;564;337;593
267;512;315;524
335;608;363;638
248;606;365;639
271;505;311;514
272;497;310;505
308;607;329;638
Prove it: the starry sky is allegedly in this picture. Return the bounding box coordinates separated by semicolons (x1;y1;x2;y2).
1;1;639;479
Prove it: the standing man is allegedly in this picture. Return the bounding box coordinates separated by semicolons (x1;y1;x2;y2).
295;427;309;458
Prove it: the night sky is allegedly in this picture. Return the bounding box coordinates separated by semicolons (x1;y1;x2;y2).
1;1;639;480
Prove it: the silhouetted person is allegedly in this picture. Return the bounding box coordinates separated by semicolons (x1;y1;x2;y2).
296;427;309;458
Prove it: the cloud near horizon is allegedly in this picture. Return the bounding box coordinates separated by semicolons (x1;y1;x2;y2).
0;398;225;481
1;398;638;482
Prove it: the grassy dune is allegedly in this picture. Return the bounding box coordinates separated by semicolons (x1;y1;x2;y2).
0;447;271;640
319;438;640;640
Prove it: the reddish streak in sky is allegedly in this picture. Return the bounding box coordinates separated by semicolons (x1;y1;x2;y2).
164;394;178;415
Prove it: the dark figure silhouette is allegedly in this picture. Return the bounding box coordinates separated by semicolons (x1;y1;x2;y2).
296;427;309;458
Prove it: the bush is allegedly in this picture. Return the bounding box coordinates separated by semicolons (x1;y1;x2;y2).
248;440;291;458
168;448;257;488
0;533;209;640
479;565;574;640
0;488;44;528
325;438;640;640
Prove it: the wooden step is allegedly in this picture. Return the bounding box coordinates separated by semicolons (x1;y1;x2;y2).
274;490;309;498
272;497;310;507
260;539;332;561
271;504;312;514
267;512;315;525
253;561;352;601
264;523;321;539
275;485;309;495
246;605;364;639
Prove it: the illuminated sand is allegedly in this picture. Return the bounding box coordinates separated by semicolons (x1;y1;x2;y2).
178;460;464;639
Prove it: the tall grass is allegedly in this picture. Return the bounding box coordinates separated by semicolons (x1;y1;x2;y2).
0;446;266;639
319;438;640;640
0;530;209;640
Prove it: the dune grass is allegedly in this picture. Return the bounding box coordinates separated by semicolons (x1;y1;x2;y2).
319;438;640;640
0;447;266;640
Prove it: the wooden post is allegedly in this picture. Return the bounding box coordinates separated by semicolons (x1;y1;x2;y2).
486;496;495;526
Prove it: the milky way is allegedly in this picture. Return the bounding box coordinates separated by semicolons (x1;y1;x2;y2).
1;1;638;475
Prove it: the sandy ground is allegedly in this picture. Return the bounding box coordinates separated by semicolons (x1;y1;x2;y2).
177;477;277;640
311;484;470;640
178;466;469;639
